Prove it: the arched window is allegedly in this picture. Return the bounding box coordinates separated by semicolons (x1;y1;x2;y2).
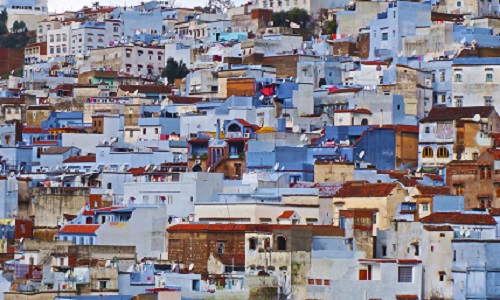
422;147;433;158
437;147;449;158
80;237;85;245
249;238;256;250
276;236;287;251
89;237;94;245
361;118;369;125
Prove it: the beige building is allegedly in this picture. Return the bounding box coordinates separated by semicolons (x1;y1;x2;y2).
314;160;354;183
194;193;332;225
84;45;165;80
332;181;407;232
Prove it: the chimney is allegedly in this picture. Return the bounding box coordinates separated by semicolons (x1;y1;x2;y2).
216;119;221;140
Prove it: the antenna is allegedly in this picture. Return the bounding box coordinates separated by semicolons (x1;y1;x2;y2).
292;125;300;133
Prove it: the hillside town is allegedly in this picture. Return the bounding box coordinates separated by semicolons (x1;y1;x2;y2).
0;0;498;299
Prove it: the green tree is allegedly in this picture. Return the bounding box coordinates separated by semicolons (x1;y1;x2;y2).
19;21;26;31
12;20;19;32
161;57;190;85
271;8;310;29
325;20;337;35
0;9;7;23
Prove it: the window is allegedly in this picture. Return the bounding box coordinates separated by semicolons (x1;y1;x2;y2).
142;128;146;134
486;70;494;82
437;147;449;158
454;73;462;82
431;72;435;83
453;250;456;261
455;97;463;107
249;238;256;250
422;147;433;158
382;245;387;256
99;280;109;290
155;128;159;134
425;126;430;134
393;11;396;18
382;32;388;41
20;223;26;233
398;266;413;282
414;245;419;256
422;203;429;211
439;272;445;281
457;0;462;7
307;278;314;285
323;279;330;286
485;97;493;106
276;236;287;251
107;182;112;189
217;241;225;253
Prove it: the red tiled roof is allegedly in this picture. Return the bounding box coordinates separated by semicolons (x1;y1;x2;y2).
420;106;496;123
396;295;418;299
334;109;372;115
234;118;254;127
328;87;363;94
420;212;497;225
333;182;398;198
488;207;500;216
277;210;295;219
398;178;419;187
361;61;390;66
33;141;58;145
22;127;47;134
41;147;75;155
119;85;172;94
213;253;245;266
168;95;203;104
423;225;453;231
167;224;344;235
59;224;100;234
416;185;451;196
424;174;444;181
379;124;419;134
63;155;96;163
93;206;125;212
82;210;95;216
127;167;147;176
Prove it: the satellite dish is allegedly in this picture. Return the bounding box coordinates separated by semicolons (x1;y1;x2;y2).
259;95;265;101
292;125;300;133
359;150;365;159
280;166;285;171
189;263;194;271
472;114;481;122
460;37;467;45
289;76;293;81
300;134;307;141
274;162;280;171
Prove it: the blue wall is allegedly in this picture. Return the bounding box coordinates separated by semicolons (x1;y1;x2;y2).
354;128;396;170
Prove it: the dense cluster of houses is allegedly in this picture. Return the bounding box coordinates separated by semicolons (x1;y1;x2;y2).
0;0;499;299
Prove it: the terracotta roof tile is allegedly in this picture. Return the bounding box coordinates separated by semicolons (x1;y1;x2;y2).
63;155;96;163
424;174;444;181
22;127;47;134
396;295;418;299
41;147;75;155
420;212;497;225
333;182;398;198
59;224;100;234
334;108;372;115
167;224;344;236
127;167;147;176
416;185;451;196
277;210;295;219
420;106;496;123
213;253;245;266
168;95;203;104
423;225;453;231
119;85;171;94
